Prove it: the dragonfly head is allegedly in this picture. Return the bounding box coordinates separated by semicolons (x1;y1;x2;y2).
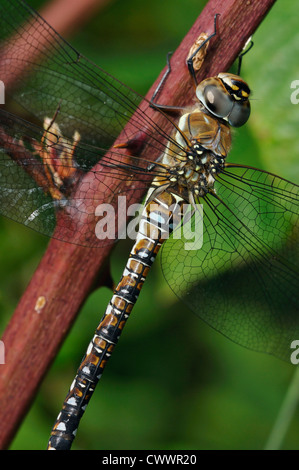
195;73;250;127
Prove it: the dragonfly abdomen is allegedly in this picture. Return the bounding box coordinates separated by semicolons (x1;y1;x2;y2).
47;190;184;449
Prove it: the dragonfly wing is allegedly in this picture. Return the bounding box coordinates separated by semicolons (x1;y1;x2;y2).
0;0;181;245
161;166;299;360
0;0;171;155
0;109;157;245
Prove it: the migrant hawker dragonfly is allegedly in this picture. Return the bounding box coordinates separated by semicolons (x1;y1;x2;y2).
0;0;298;450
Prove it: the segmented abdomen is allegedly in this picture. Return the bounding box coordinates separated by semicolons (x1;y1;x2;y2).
47;190;184;450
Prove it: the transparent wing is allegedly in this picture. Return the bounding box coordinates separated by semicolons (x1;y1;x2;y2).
0;0;172;152
161;166;299;360
0;108;171;246
0;0;182;245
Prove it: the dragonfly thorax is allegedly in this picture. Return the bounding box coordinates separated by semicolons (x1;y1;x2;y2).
151;143;224;202
149;74;250;203
168;144;224;198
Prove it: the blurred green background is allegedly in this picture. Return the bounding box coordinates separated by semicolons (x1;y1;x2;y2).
0;0;299;450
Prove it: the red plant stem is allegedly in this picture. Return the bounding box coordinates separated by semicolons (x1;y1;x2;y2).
40;0;113;37
0;0;276;449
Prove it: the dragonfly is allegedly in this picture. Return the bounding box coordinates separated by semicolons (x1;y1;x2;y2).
0;0;298;451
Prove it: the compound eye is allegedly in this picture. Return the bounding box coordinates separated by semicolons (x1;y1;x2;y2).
201;84;233;119
228;100;251;127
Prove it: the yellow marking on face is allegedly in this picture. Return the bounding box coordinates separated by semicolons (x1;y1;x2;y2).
223;77;238;90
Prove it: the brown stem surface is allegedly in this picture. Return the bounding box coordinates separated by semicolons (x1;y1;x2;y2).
0;0;276;449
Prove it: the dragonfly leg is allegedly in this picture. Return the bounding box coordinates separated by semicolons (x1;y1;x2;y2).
150;52;189;113
150;52;186;114
186;13;218;87
150;13;219;111
237;39;254;75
